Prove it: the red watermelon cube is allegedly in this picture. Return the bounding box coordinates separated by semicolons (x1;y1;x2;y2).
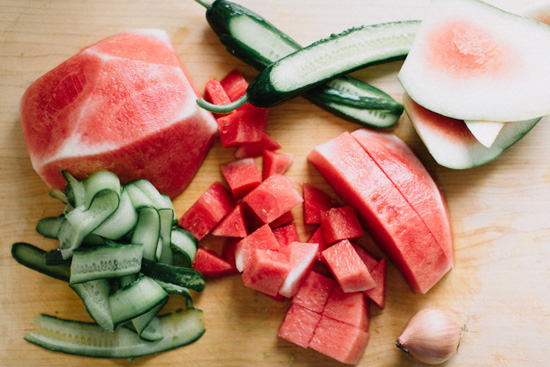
192;247;238;278
211;202;248;238
220;158;261;199
234;224;281;272
220;69;248;102
217;107;268;148
321;240;376;293
179;182;235;241
279;242;319;298
243;174;303;224
352;243;379;271
269;211;294;229
302;183;337;224
322;286;369;330
292;271;336;314
321;206;364;245
278;304;322;349
307;225;329;261
363;258;386;309
308;316;369;365
262;150;294;180
241;249;291;297
204;78;232;119
234;131;281;159
272;223;300;247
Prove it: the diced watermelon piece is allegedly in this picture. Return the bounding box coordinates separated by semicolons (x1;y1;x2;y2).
278;304;322;349
211;202;248;238
308;131;452;294
307;225;329;261
308;316;369;365
292;271;336;314
262;150;294;180
234;224;281;272
217;107;268;148
323;286;369;330
363;258;386;309
243;174;303;224
321;206;364;245
269;211;294;229
192;247;238;278
220;69;248;102
279;242;319;298
220;158;261;199
352;243;379;271
321;240;376;293
241;249;291;297
234;131;282;159
222;237;240;268
302;183;337;224
179;182;235;241
204;78;232;119
272;223;300;247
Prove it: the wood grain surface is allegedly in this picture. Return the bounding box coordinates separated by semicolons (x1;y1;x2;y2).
1;0;548;366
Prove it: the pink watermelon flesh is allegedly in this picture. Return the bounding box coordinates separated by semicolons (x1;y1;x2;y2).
192;248;238;278
233;131;282;159
211;202;248;238
241;249;291;297
308;132;452;294
234;224;281;272
302;183;338;224
220;69;248;102
272;223;300;247
279;242;319;298
20;29;217;198
363;258;386;309
269;211;294;229
278;304;322;349
323;286;369;331
351;128;453;264
307;225;329;261
308;316;369;365
320;206;364;245
321;239;376;293
352;243;379;271
292;271;336;314
243;174;303;224
220;158;261;199
262;150;294;180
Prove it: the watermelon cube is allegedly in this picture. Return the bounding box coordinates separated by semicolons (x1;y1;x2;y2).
269;211;294;229
220;69;248;102
279;242;319;298
292;271;336;314
241;249;291;297
302;183;337;224
363;258;386;309
234;131;282;159
321;206;364;244
308;316;369;365
262;150;294;180
352;242;379;271
220;158;261;199
178;182;235;241
243;174;303;224
192;248;238;278
278;304;322;349
307;225;329;261
217;107;268;148
272;223;300;247
204;78;232;119
321;240;376;293
322;286;369;330
234;224;281;272
211;202;248;238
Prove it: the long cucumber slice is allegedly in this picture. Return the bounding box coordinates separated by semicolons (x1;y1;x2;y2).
24;308;205;358
141;258;205;292
11;242;70;282
69;279;114;332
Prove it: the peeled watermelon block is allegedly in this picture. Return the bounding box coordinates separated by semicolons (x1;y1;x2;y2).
20;29;218;198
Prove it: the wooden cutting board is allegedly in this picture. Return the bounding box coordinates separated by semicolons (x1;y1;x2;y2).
1;0;548;365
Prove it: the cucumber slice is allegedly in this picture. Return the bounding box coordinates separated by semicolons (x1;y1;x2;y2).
11;242;70;282
69;279;114;332
69;243;143;284
398;0;550;121
131;206;161;261
36;216;64;239
24;308;205;358
141;258;205;292
170;227;198;264
92;188;137;240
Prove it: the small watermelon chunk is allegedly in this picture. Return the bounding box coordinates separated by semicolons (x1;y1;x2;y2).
234;132;282;159
269;211;294;229
19;29;218;198
179;182;235;241
279;242;319;298
302;183;338;224
321;240;376;293
323;286;369;330
192;248;238;278
217;107;269;148
278;304;322;349
352;243;379;271
307;225;329;261
241;249;291;297
220;69;248;102
243;174;303;224
272;223;300;247
321;206;364;245
308;316;369;365
220;158;261;199
262;150;294;180
292;271;336;314
234;224;281;272
204;78;232;119
211;202;248;238
363;258;386;309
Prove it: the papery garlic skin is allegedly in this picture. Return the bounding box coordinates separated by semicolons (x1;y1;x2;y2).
396;308;462;365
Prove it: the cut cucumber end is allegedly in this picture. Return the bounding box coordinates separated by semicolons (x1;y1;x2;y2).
196;95;248;114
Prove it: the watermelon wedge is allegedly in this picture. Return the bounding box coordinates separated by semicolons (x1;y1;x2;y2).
20;29;218;198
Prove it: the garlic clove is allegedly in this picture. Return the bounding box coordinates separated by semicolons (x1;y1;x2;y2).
396;308;462;365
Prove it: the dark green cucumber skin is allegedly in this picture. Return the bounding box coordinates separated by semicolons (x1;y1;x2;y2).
205;0;404;119
141;258;205;293
11;242;70;282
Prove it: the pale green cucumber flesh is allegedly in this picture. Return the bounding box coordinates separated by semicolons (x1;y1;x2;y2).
69;279;114;332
